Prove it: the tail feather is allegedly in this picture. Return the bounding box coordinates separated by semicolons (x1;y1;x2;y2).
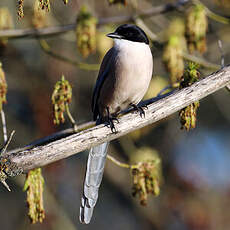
80;142;109;224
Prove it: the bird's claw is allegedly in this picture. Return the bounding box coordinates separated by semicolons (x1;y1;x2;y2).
106;107;119;133
106;117;118;133
142;104;148;110
131;103;147;118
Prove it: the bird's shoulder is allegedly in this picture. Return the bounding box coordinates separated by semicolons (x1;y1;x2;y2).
98;47;118;76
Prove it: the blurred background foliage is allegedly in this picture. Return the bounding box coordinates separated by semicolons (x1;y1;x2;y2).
0;0;230;229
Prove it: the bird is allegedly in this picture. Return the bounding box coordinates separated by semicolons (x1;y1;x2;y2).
79;24;153;224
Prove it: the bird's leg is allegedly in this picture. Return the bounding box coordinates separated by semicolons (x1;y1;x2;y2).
105;107;119;133
130;103;147;118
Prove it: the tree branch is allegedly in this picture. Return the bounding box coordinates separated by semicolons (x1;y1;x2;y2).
182;52;221;70
107;155;136;169
3;65;230;174
38;39;99;71
0;0;189;39
194;0;230;24
1;110;7;143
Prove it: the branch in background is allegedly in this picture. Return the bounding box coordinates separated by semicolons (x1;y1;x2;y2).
193;0;230;24
218;40;225;68
1;110;7;143
0;0;189;40
135;18;158;41
0;130;15;191
3;65;230;174
218;40;230;90
1;130;15;156
0;24;75;40
182;52;221;70
38;39;99;71
65;104;78;131
107;154;137;169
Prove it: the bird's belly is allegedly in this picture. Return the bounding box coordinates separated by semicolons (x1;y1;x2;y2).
109;62;152;114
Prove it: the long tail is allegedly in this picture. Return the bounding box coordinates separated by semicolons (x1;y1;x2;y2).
79;142;109;224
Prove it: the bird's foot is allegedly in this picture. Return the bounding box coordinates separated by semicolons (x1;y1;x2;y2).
107;117;119;133
130;103;147;118
106;107;119;133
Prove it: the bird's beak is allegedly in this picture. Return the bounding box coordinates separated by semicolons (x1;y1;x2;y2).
106;32;123;39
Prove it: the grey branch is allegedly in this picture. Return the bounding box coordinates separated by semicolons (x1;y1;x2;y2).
4;65;230;174
0;0;189;39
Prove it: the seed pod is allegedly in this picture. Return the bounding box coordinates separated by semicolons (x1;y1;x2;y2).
0;63;7;111
32;1;48;28
76;6;97;58
23;168;45;223
163;18;187;84
179;63;200;130
179;102;200;130
51;75;72;125
17;0;24;18
39;0;51;11
130;147;162;205
0;8;14;46
186;4;208;53
167;17;186;37
163;35;186;84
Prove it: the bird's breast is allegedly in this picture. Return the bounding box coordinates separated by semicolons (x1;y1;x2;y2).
114;41;153;105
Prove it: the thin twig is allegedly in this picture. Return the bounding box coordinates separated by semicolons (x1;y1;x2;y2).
218;39;230;91
1;130;15;156
38;39;99;71
193;0;230;24
0;129;14;191
182;52;221;70
1;110;7;143
1;179;11;191
218;40;225;68
135;18;158;41
107;154;136;169
65;104;78;132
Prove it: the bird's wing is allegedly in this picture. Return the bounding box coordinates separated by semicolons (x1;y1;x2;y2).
92;47;116;120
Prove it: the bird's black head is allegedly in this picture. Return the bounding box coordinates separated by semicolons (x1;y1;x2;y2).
107;24;149;44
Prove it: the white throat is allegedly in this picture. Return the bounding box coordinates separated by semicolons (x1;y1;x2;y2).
113;38;149;50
